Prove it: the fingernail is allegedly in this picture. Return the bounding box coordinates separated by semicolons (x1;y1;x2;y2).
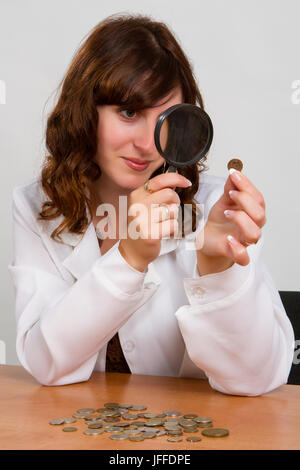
229;168;241;180
185;179;192;186
229;190;238;199
224;209;234;218
227;234;238;244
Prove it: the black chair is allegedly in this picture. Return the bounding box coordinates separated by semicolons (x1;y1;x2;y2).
279;291;300;385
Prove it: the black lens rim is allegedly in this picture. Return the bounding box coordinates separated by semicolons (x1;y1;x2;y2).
154;103;213;167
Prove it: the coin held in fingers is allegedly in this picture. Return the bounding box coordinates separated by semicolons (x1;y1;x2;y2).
227;158;243;172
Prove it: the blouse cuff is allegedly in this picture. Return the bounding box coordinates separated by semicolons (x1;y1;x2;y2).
183;258;251;306
93;241;147;296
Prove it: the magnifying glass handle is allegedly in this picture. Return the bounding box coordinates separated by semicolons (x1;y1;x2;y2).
165;164;177;191
167;165;177;173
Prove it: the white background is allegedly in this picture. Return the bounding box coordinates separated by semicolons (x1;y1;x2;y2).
1;0;299;365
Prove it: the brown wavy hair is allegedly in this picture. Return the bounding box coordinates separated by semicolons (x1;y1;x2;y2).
38;13;210;242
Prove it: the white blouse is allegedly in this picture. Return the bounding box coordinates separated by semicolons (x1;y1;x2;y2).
8;172;295;396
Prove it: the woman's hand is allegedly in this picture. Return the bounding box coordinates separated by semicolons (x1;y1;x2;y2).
119;172;191;272
195;169;266;275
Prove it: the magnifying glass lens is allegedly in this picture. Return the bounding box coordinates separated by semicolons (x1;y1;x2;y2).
156;104;213;168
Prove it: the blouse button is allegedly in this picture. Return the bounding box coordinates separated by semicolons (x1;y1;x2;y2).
123;341;135;352
189;286;206;297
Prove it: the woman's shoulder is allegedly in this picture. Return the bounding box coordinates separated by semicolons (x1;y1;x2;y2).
12;176;45;212
11;176;48;230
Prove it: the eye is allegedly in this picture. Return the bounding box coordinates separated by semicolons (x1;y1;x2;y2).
119;109;137;120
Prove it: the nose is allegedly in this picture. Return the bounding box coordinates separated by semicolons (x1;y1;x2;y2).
133;119;156;155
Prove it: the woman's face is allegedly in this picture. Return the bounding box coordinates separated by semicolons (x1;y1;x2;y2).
94;87;183;191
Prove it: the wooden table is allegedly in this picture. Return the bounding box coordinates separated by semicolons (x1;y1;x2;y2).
0;365;299;450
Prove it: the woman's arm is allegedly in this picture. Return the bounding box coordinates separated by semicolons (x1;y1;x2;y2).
8;188;151;386
176;236;295;396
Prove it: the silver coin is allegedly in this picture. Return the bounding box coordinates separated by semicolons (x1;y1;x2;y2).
156;430;167;437
49;418;65;425
183;414;198;419
62;427;77;432
179;419;197;427
186;436;202;442
118;404;133;409
104;402;120;409
73;413;90;419
129;436;145;442
83;429;104;435
143;413;159;419
88;423;103;429
122;413;139;420
109;434;128;440
142;431;157;439
164;418;180;423
164;424;181;430
102;410;121;417
123;429;142;435
130;405;147;411
128;421;147;427
194;417;213;424
167;430;183;436
62;417;77;424
77;408;95;413
164;410;181;417
106;426;124;433
145;418;164;427
167;436;183;442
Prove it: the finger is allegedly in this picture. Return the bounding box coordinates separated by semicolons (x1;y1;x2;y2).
224;210;262;244
227;235;250;266
151;203;179;222
228;191;266;227
227;169;265;209
144;172;192;194
151;218;179;239
151;187;181;206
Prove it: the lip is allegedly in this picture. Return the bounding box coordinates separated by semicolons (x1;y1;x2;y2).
123;157;151;164
122;157;151;171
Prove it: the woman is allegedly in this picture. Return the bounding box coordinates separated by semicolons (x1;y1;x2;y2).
8;14;294;395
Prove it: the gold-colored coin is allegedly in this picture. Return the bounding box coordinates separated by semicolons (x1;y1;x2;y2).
62;427;77;432
227;158;243;171
201;428;229;437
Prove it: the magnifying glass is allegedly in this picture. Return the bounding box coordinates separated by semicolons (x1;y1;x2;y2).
154;103;214;175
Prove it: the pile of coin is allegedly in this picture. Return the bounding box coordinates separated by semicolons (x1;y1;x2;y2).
49;402;229;443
